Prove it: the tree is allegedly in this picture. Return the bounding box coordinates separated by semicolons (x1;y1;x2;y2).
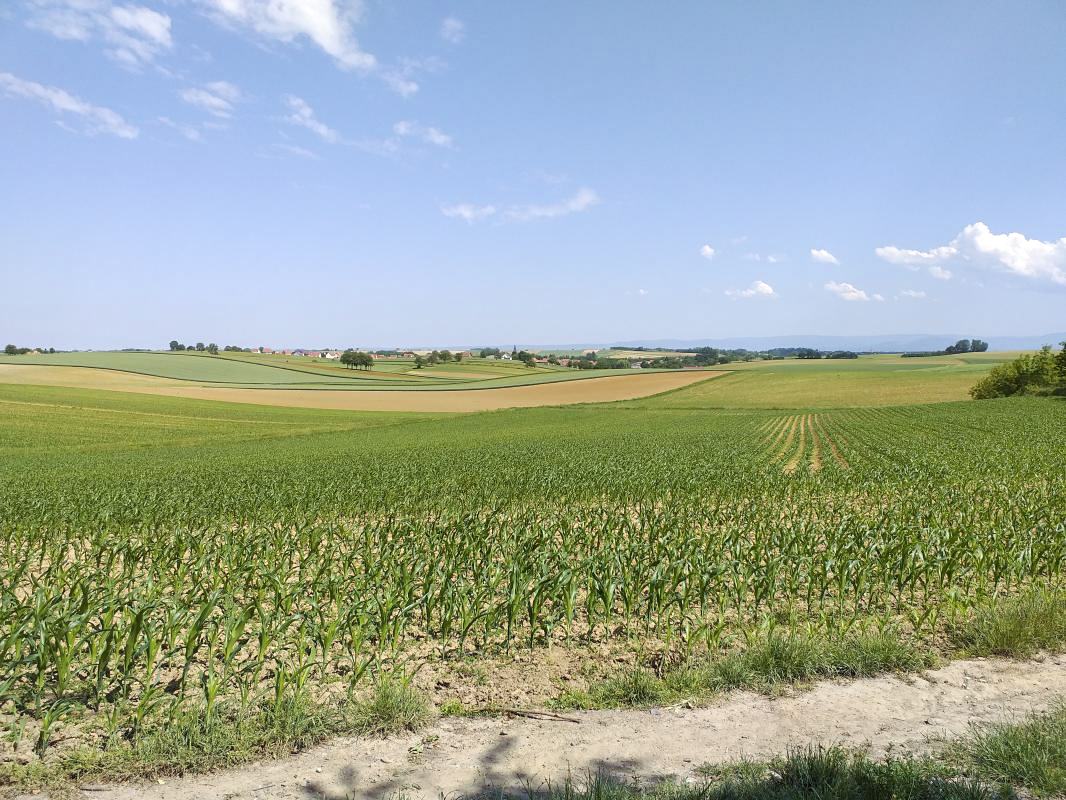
946;339;971;354
970;346;1058;399
207;343;219;355
340;349;357;369
1056;341;1066;382
454;351;464;362
414;355;425;369
169;340;181;351
971;339;989;352
4;344;16;355
195;342;205;352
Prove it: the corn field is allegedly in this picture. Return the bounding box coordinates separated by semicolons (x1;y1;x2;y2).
1;393;1064;760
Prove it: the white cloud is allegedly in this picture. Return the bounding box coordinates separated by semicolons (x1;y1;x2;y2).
441;203;496;223
440;16;464;44
699;245;715;260
180;82;242;118
283;94;339;142
877;222;1066;286
899;289;926;299
27;0;172;67
393;120;453;148
824;281;870;302
200;0;375;71
767;255;782;263
872;293;885;302
507;188;599;221
810;248;839;264
725;280;775;299
744;253;762;262
0;71;138;138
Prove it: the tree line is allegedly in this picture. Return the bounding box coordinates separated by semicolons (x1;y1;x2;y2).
902;339;989;358
4;345;55;355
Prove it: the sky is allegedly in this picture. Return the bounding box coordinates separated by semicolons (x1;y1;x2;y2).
1;1;1065;350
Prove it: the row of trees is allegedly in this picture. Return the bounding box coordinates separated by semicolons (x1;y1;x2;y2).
169;341;219;355
413;350;466;368
903;339;989;358
4;344;54;355
970;342;1066;399
340;350;374;370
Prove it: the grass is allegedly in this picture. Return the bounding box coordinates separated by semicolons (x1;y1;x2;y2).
957;701;1066;797
4;674;431;788
555;631;935;710
950;589;1066;658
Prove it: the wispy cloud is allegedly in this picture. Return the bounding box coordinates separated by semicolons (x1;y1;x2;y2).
824;281;872;301
441;188;600;224
393;120;453;148
440;17;465;44
725;280;775;299
180;81;242;118
507;188;600;221
441;203;496;223
0;71;138;138
899;289;926;299
157;116;202;141
877;222;1065;286
283;95;340;142
26;0;172;67
810;248;839;264
699;245;715;260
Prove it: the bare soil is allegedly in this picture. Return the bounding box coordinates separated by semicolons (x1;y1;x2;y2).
55;654;1066;800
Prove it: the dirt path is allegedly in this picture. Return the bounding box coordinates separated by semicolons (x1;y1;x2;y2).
76;655;1066;800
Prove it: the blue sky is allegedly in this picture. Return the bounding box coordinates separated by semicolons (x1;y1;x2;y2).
2;1;1065;349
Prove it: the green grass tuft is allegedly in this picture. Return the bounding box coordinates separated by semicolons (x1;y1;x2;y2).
556;631;933;710
470;747;1005;799
958;701;1066;797
950;589;1066;658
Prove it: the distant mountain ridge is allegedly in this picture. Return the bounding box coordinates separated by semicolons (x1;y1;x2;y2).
597;332;1066;353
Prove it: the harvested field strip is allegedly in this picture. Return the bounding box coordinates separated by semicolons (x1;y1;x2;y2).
0;365;722;412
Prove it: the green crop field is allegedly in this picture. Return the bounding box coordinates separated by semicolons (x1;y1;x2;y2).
0;358;1064;781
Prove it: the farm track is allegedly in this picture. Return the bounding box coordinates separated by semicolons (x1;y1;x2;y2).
79;655;1066;800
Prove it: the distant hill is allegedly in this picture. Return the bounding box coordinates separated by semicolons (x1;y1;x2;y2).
604;333;1066;353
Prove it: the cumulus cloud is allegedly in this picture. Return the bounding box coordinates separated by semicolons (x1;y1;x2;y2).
699;245;715;260
810;248;839;264
200;0;375;70
899;289;926;299
440;17;464;44
441;203;496;223
824;281;871;302
0;71;138;138
282;95;339;142
507;188;600;221
393;120;452;148
725;280;775;299
27;0;172;67
180;81;242;118
876;222;1066;286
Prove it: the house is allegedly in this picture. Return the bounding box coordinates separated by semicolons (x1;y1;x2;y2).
498;353;512;360
324;351;341;360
